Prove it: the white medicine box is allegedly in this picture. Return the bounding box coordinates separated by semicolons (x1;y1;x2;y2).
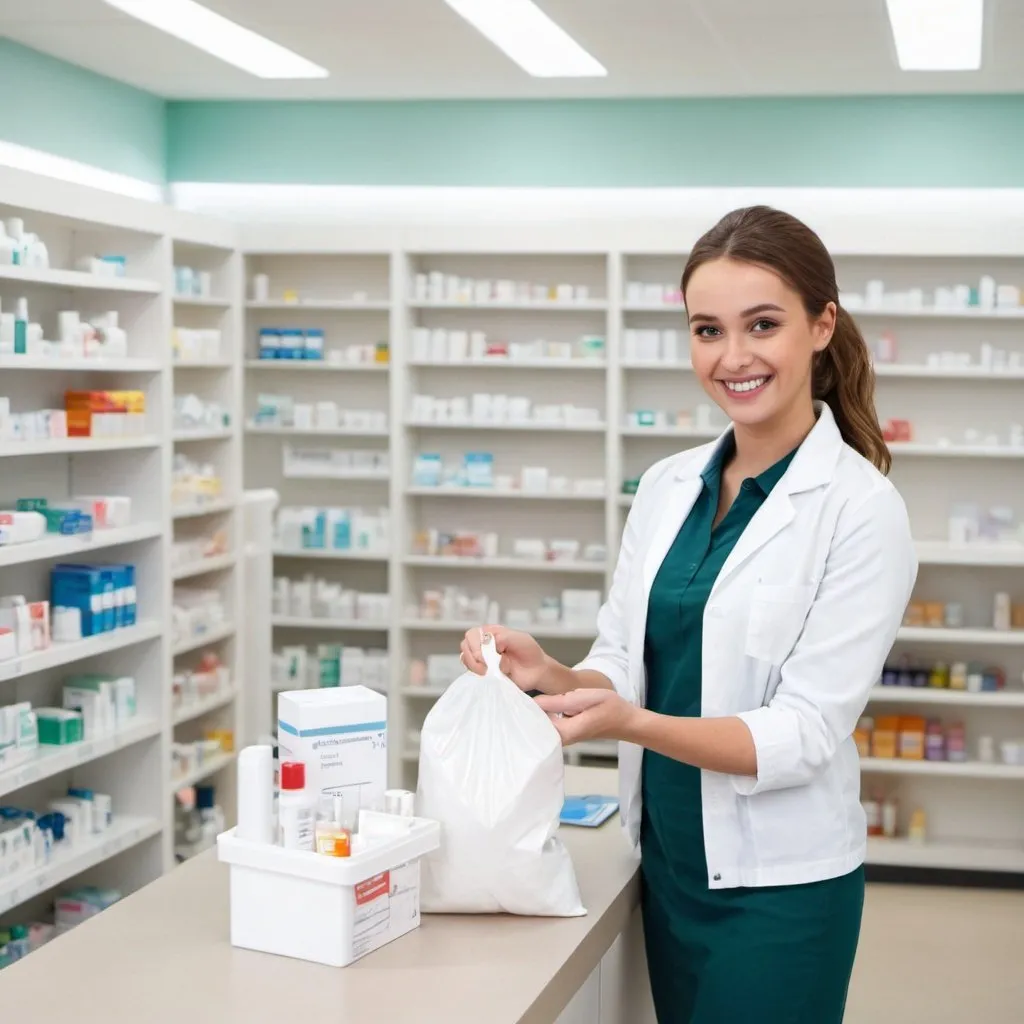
219;812;440;967
277;686;387;818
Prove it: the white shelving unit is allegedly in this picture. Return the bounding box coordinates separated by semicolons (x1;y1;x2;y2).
240;250;393;740
0;168;247;933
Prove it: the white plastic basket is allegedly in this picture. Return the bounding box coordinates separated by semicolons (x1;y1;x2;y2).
217;811;440;967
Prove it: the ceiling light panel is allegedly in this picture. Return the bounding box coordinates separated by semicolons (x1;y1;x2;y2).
102;0;328;79
444;0;607;77
885;0;983;71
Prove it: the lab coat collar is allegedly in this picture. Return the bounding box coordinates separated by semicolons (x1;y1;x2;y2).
675;401;843;496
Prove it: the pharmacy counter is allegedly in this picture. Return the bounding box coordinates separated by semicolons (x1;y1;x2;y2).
0;766;647;1024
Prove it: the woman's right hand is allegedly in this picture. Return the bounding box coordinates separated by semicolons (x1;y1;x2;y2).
461;625;549;692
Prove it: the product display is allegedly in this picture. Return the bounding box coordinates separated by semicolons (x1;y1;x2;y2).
174;394;231;432
274;505;390;554
410;392;602;427
171;529;230;569
171;455;224;510
172;652;232;715
0;300;129;361
411;528;606;565
173;326;224;363
411;326;605;363
252;394;387;432
172;587;228;648
414;270;596;305
282;444;389;479
410;451;605;495
871;334;1024;371
257;328;389;366
64;390;147;438
857;714;972;762
174;783;225;862
624;281;684;306
271;644;389;691
903;593;1024;632
841;276;1023;312
0;217;50;269
171;730;235;784
625;405;723;431
622;327;686;362
173;265;214;299
273;576;389;622
405;585;601;631
879;656;1013;693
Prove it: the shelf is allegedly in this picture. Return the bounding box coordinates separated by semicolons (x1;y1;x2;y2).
0;264;161;294
868;687;1024;708
406;486;604;502
0;619;162;683
406;420;606;434
889;442;1024;459
0;717;161;799
621;426;719;438
848;306;1024;320
402;618;595;639
860;757;1024;780
172;427;233;442
172;497;236;519
0;356;161;373
409;299;607;311
621;360;693;371
283;472;390;484
171;751;237;791
408;358;606;370
247;299;390;311
403;555;606;575
865;837;1024;872
173;295;231;308
0;521;162;569
171;553;237;581
173;688;238;726
272;615;389;631
874;363;1024;381
173;358;233;370
914;542;1024;566
245;360;388;372
401;686;448;698
622;302;687;313
895;627;1024;646
0;815;162;915
0;435;161;458
272;547;389;562
172;622;235;658
247;423;389;438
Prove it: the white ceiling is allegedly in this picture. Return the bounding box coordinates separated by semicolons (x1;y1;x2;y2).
1;0;1022;100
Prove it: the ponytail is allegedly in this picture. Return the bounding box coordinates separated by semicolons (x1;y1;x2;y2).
813;307;891;474
682;205;892;475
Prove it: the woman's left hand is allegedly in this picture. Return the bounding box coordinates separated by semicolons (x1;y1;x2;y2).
535;689;638;746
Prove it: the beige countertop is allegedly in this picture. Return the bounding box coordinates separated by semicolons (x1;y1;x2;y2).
0;766;637;1024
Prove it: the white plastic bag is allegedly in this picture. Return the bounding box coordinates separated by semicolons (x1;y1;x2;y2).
416;636;586;917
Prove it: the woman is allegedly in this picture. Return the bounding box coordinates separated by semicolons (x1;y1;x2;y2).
461;206;918;1023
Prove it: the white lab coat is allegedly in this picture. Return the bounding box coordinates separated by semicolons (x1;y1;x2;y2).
575;403;917;888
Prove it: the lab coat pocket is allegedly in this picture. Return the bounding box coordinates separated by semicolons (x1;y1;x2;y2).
745;584;816;665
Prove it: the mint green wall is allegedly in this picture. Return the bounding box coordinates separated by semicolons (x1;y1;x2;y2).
0;39;166;184
3;36;1024;190
166;95;1024;187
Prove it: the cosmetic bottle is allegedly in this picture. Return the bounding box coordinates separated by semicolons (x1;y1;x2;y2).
14;297;27;355
315;794;352;857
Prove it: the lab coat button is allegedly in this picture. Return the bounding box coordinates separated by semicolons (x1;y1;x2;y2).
713;873;722;882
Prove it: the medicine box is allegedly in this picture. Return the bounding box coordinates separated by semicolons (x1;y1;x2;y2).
218;810;440;967
277;686;388;816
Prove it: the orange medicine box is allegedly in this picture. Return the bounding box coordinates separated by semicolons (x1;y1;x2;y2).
898;716;927;759
64;390;146;437
871;716;901;759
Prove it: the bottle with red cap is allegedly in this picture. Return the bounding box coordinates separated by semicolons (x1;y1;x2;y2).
278;761;315;851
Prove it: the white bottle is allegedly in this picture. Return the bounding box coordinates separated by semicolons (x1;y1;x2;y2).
0;225;16;266
4;218;24;265
277;760;315;850
236;744;275;845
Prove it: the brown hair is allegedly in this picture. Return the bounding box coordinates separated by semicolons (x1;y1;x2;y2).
681;205;891;474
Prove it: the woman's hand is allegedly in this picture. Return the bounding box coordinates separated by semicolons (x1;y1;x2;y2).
535;689;639;746
460;625;550;692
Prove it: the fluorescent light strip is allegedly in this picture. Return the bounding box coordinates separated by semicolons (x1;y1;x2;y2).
444;0;606;78
885;0;983;70
0;141;163;202
102;0;328;79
